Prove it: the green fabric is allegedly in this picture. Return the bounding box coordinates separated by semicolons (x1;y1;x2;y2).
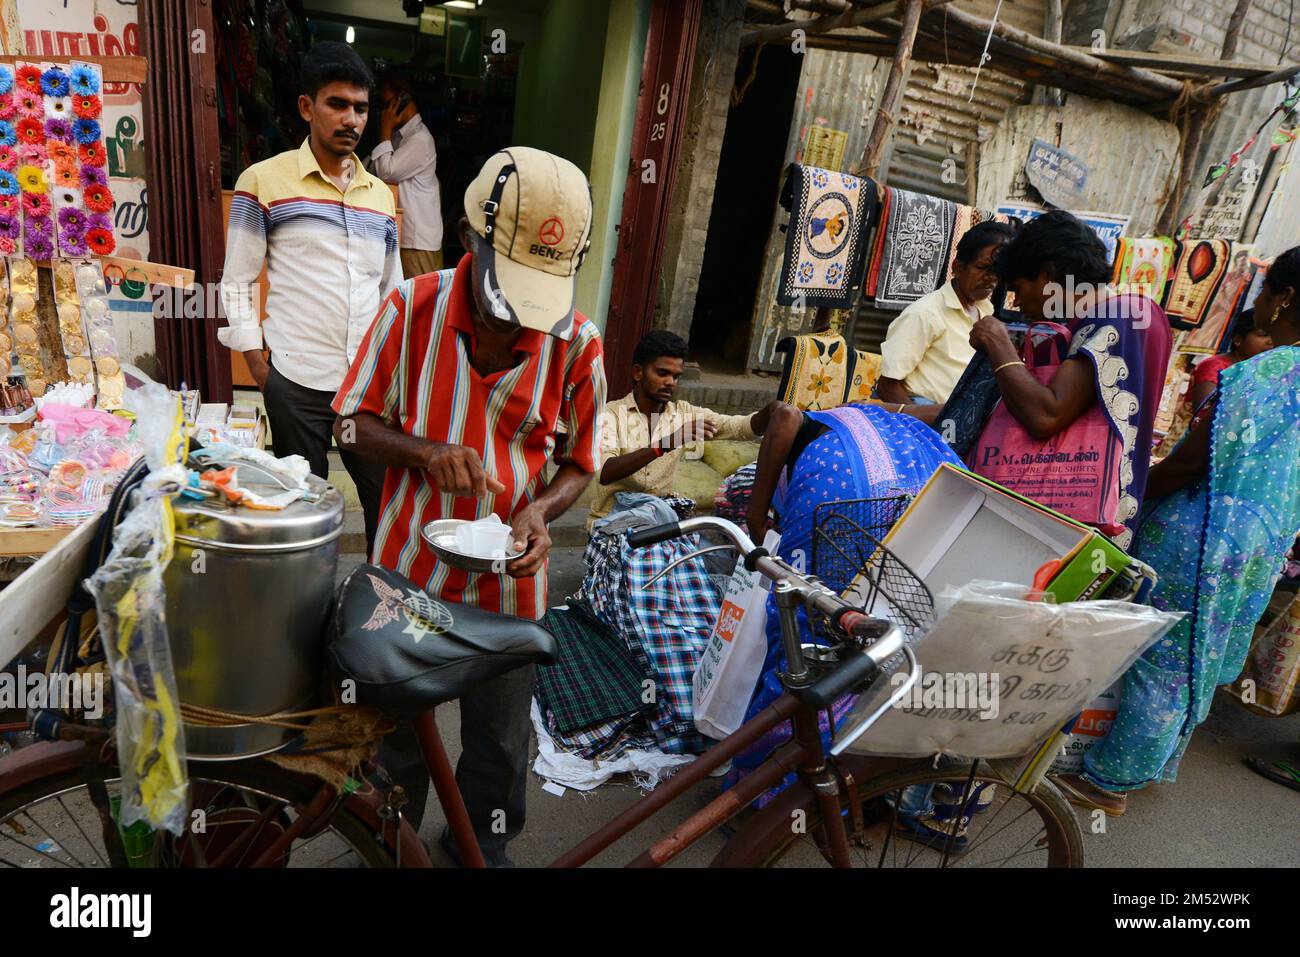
702;439;760;478
535;602;652;735
675;459;724;508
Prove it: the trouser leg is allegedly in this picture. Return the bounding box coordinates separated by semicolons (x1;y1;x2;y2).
451;664;535;862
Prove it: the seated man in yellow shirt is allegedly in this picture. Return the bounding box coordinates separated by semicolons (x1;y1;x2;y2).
590;330;784;528
876;221;1014;406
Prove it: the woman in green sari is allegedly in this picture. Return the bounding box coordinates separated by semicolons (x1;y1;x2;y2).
1054;247;1300;816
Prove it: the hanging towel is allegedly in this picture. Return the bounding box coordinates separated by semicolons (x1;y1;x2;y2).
776;164;877;310
1163;238;1232;330
874;187;958;309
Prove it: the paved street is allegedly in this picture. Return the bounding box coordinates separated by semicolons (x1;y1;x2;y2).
338;549;1300;869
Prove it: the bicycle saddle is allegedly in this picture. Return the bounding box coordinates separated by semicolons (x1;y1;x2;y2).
327;563;556;715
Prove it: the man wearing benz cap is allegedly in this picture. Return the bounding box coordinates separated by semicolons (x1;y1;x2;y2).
333;147;606;866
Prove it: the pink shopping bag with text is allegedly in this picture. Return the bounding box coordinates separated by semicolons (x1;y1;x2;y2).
967;323;1125;535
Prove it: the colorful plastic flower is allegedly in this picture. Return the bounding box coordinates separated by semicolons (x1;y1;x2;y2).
16;66;41;94
69;64;100;97
0;216;19;240
50;141;75;167
46;96;70;118
56;188;82;209
0;195;16;216
16;92;42;118
83;183;113;213
16;164;45;194
59;233;88;258
0;146;19;172
45;117;72;143
20;191;50;217
78;142;104;167
40;68;70;98
16;143;47;166
86;212;112;234
84;227;114;255
0;170;17;196
24;233;52;260
72;94;100;119
0;98;14;121
0;120;14;147
71;118;100;146
0;66;13;96
56;205;87;236
16;117;43;145
24;211;52;236
52;165;79;190
0;236;15;255
80;163;106;188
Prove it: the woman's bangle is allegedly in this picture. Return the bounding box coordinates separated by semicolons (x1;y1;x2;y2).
993;360;1026;375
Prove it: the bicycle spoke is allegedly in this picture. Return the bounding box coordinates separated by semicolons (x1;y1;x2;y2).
57;794;108;868
15;810;87;867
961;803;1037;859
993;830;1046;869
0;827;75;867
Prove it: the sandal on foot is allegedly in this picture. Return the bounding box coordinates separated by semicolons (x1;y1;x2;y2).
1245;757;1300;794
894;812;970;853
1050;772;1126;817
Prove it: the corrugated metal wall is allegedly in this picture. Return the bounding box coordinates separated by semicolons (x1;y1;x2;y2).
975;97;1182;235
744;49;891;370
1252;138;1300;257
1185;82;1300;250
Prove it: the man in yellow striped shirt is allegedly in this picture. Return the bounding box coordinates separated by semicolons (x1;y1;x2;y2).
218;42;400;552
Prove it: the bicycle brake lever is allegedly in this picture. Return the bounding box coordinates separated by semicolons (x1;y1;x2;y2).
639;544;739;590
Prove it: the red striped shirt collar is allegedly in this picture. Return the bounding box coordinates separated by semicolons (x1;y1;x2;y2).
446;254;544;356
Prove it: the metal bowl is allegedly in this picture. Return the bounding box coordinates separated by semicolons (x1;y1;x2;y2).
421;518;525;574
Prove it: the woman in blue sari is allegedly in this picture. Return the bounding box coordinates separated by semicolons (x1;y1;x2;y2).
1054;248;1300;816
728;403;959;788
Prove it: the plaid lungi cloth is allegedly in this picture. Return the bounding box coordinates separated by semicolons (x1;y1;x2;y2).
582;522;722;755
535;601;652;735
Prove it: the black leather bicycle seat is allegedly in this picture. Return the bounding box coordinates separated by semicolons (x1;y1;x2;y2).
327;564;556;715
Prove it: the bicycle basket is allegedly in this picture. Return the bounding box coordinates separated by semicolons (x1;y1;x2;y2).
811;496;935;642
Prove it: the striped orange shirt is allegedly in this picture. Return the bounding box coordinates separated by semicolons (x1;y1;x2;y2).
333;256;606;620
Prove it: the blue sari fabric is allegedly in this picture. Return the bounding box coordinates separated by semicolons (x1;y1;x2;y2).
743;404;960;728
1084;347;1300;790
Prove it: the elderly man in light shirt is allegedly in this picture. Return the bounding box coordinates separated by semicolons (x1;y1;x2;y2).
590;330;785;529
368;73;444;278
876;221;1015;407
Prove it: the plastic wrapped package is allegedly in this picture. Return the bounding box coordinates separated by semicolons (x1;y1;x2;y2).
84;383;190;835
842;580;1183;760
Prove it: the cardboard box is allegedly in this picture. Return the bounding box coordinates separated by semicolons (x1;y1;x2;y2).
861;464;1134;604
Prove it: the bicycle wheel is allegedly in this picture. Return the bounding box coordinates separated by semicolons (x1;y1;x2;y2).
0;758;396;868
713;759;1083;868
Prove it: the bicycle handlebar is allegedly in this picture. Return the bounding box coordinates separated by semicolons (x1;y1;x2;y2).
625;516;891;639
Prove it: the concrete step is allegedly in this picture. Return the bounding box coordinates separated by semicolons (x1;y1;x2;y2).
674;381;777;416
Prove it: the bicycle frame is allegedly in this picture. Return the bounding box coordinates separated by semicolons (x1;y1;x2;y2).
407;518;924;869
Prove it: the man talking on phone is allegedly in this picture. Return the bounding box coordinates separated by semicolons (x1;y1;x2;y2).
368;73;444;278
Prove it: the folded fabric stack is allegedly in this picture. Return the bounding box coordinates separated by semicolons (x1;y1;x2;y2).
535;600;658;759
534;493;725;762
713;462;757;525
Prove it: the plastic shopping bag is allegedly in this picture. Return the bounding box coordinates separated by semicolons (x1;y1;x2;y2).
1232;593;1300;716
694;532;779;739
843;581;1181;759
1049;681;1122;774
85;384;190;835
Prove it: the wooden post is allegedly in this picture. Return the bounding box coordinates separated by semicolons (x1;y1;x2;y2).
856;0;924;180
1155;0;1253;235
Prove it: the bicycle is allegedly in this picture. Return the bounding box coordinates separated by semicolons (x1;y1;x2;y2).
0;511;1084;869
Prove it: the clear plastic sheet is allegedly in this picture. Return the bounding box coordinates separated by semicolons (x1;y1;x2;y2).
843;580;1184;759
84;383;189;835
